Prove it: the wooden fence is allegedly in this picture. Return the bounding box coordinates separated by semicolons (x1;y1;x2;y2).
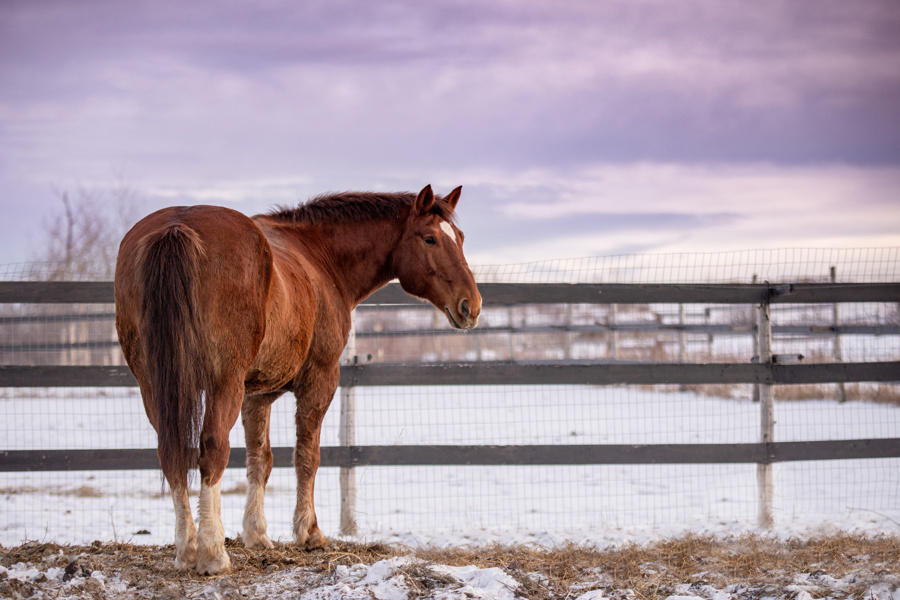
1;280;899;529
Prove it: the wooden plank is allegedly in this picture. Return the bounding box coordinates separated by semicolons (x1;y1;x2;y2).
4;439;898;472
473;283;771;305
770;439;900;462
316;444;770;466
365;283;772;306
2;361;898;388
3;281;898;306
781;283;900;304
0;366;138;387
0;312;115;325
470;283;900;305
339;362;774;386
0;282;114;304
0;366;135;387
0;341;121;353
338;361;898;387
772;362;900;384
0;449;161;471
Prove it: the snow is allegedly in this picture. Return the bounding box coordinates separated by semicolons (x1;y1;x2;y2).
2;384;899;598
0;556;524;600
3;557;899;600
2;384;899;548
3;384;899;550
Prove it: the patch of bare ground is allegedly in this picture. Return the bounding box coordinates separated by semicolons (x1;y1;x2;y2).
1;532;898;599
413;533;900;599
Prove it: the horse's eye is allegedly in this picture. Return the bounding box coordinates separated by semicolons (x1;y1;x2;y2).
425;236;437;246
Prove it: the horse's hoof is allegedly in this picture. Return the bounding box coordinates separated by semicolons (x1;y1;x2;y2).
196;551;232;575
174;548;198;571
299;528;327;550
174;557;197;571
243;533;274;550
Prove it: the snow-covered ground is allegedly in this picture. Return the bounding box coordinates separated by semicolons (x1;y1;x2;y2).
3;544;899;600
0;555;526;600
2;384;898;549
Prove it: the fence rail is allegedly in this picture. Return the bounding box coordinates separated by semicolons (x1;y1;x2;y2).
2;279;899;531
2;281;900;305
3;438;898;473
2;360;898;389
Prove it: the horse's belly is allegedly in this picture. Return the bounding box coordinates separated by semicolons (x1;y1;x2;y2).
243;344;307;394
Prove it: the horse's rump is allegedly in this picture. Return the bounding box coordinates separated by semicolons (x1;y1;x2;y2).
116;207;274;490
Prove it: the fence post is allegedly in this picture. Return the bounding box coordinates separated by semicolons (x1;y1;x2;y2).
339;309;358;536
831;266;846;403
756;298;774;529
752;274;760;403
678;304;687;391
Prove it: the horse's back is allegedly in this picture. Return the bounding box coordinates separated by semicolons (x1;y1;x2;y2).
115;205;274;384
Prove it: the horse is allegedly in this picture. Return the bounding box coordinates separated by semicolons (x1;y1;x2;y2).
114;185;481;574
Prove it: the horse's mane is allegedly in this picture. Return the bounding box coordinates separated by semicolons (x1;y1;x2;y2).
269;192;457;225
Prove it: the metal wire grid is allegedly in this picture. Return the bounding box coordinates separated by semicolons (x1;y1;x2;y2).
472;248;900;284
1;249;899;545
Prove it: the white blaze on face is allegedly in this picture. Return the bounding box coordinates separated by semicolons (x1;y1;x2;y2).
440;220;457;246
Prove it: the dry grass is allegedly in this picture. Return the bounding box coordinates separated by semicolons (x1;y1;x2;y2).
414;533;900;598
0;484;104;498
2;533;898;599
680;382;900;406
774;383;900;405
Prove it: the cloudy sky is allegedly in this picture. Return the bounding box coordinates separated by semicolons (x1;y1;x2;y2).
1;0;899;267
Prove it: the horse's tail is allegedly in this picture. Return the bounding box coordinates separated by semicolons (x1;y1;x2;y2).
138;224;210;490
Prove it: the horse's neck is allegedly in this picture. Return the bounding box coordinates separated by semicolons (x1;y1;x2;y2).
288;219;402;307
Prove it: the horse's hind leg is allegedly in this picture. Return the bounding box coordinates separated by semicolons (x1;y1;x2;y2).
135;378;198;570
241;393;279;549
196;378;244;575
172;486;198;570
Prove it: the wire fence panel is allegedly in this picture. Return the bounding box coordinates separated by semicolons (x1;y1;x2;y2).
1;249;899;546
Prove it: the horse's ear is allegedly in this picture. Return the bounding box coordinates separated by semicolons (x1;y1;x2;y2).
445;186;462;212
415;185;434;215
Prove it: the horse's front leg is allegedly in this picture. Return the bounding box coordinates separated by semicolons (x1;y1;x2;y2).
292;365;339;548
241;393;280;549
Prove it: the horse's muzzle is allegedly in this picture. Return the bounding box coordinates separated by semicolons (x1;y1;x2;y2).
445;297;480;330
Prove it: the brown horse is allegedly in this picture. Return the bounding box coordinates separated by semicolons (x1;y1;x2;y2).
114;185;480;574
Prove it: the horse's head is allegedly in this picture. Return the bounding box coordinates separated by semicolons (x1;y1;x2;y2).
393;185;481;330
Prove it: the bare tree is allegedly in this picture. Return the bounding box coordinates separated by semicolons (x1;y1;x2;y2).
34;184;142;281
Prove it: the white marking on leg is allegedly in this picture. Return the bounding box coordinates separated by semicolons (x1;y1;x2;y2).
197;479;231;574
172;487;198;571
440;221;457;246
242;481;273;549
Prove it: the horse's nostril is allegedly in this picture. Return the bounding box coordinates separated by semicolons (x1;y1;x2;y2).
460;299;469;319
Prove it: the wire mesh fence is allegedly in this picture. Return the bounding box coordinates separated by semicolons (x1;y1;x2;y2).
1;249;898;546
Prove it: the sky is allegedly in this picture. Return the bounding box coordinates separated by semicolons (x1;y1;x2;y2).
1;0;899;267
